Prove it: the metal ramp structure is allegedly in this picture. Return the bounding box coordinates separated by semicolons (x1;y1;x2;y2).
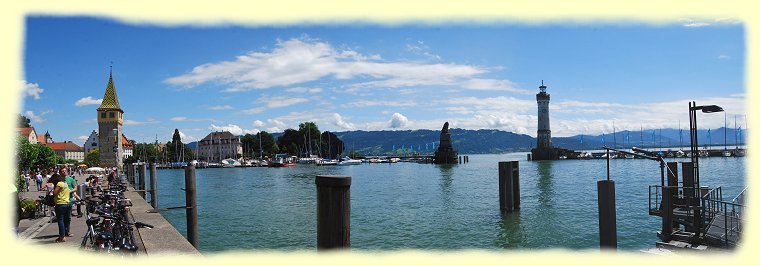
702;187;745;248
649;185;746;250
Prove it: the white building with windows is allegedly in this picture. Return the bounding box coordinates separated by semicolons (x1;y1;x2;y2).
198;131;242;162
83;129;133;159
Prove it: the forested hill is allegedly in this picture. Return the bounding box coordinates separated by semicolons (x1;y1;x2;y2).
188;127;746;155
333;129;535;155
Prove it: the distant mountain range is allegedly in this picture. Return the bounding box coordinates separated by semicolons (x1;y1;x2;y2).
187;127;746;155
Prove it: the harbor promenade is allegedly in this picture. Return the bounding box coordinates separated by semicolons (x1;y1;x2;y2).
15;173;200;255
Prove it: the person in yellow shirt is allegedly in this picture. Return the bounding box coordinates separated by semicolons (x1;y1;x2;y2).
52;174;72;242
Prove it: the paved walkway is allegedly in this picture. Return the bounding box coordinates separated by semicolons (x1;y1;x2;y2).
15;172;200;255
15;173;111;249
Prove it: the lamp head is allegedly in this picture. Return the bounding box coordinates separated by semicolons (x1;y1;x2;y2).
700;105;724;113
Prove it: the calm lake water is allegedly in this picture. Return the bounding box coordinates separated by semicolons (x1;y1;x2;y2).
149;153;746;253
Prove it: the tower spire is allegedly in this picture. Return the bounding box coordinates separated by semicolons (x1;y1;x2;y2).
98;65;123;111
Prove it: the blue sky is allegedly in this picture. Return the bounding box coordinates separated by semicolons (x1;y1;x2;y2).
20;17;746;144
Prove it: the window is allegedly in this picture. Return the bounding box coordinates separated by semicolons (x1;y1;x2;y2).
109;112;115;118
101;112;106;118
91;143;97;146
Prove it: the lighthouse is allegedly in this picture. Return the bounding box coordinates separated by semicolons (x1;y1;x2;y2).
531;80;562;160
536;80;552;150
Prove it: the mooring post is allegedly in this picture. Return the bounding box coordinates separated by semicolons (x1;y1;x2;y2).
499;161;520;212
184;164;199;248
511;161;520;210
459;156;462;164
138;163;147;199
150;163;157;209
681;162;695;232
527;154;532;161
316;175;351;250
661;186;673;242
666;162;678;187
127;164;133;185
597;179;617;249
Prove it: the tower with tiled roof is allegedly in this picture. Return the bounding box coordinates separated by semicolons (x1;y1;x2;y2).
97;68;124;170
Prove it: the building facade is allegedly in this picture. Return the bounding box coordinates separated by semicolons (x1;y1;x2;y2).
48;141;85;162
198;131;242;162
97;71;124;170
17;127;38;144
84;130;98;153
84;130;133;159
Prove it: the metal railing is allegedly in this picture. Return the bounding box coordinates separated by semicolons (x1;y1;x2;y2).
701;193;744;248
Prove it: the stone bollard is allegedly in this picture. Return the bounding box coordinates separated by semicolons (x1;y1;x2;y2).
150;163;157;209
184;164;199;248
597;180;617;249
316;175;351;250
498;161;520;212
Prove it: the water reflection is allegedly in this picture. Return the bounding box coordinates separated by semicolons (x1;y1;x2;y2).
495;211;524;248
436;164;455;195
536;161;555;207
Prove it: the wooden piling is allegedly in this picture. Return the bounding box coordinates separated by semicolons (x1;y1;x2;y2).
138;163;147;199
316;175;351;250
184;164;199;248
661;186;673;242
597;180;617;249
666;162;678;187
527;154;532;161
150;163;157;209
459;156;462;164
499;161;520;212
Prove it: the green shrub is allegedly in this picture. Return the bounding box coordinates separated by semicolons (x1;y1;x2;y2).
17;197;37;219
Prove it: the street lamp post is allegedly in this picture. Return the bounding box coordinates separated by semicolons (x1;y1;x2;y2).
688;101;723;241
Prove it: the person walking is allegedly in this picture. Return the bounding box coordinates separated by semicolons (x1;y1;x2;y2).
63;169;81;217
51;174;73;242
35;172;43;191
23;173;31;192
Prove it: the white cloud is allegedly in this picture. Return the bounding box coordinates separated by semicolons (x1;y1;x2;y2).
406;40;441;60
165;37;517;94
285;87;323;94
76;135;89;142
25;110;49;123
208;105;233;110
21;80;44;100
241;96;309;114
333;113;355;130
74;96;103;107
124;119;160;126
177;130;200;142
344;100;417;108
253;120;265;127
389;113;409;128
718;55;731;60
209;123;258;136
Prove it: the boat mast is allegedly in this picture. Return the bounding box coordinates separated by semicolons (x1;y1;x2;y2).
735;115;738;150
724;112;728;151
259;132;262;160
